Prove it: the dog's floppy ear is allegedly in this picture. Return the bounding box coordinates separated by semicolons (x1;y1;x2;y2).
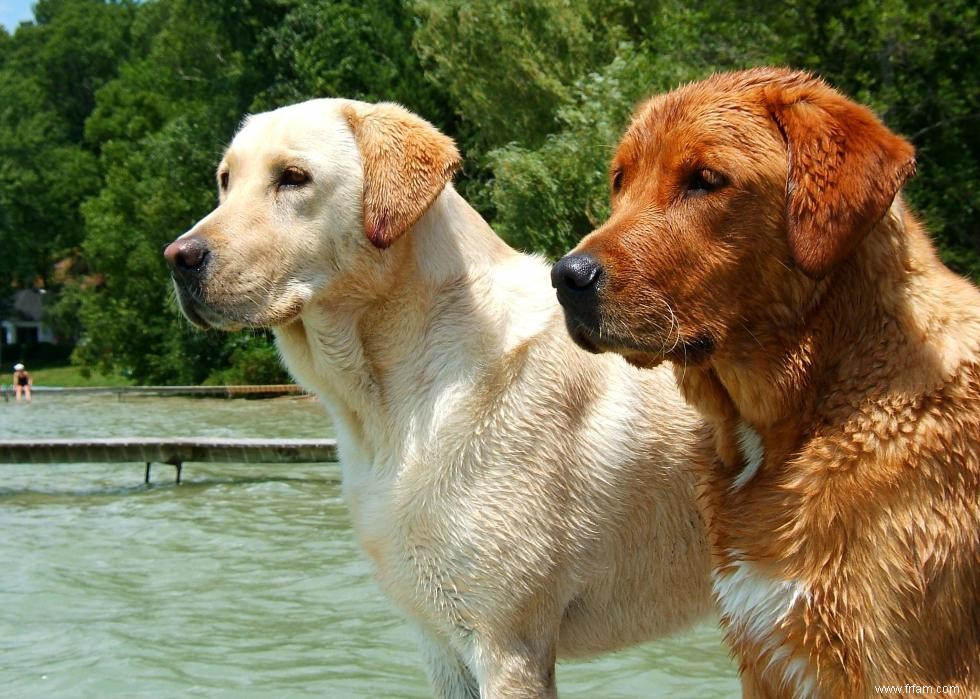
765;75;916;278
343;102;461;249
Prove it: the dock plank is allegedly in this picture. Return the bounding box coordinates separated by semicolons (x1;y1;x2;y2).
0;438;338;464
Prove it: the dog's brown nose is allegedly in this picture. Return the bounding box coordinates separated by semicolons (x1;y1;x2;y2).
164;237;210;272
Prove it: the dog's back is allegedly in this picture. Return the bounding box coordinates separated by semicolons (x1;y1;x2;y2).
797;222;980;692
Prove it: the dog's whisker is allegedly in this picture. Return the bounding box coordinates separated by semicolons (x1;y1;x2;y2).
736;319;765;351
664;302;682;355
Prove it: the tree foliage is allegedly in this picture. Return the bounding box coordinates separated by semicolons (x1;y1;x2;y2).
0;0;131;288
0;0;976;384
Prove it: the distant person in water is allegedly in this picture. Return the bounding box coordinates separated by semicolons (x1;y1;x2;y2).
13;363;32;403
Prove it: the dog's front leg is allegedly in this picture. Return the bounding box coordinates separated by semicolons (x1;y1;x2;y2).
473;635;558;699
414;624;480;699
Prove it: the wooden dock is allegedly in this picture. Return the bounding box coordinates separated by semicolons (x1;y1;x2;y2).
0;437;338;484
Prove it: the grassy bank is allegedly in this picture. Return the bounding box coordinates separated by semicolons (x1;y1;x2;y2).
8;362;132;388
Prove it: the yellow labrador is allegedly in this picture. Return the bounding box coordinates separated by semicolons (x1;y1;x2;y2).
164;99;711;698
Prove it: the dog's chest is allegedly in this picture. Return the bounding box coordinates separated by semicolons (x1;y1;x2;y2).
341;449;473;627
712;555;817;698
710;424;820;697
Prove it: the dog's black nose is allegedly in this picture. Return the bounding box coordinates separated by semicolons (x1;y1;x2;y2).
551;253;602;292
164;236;210;273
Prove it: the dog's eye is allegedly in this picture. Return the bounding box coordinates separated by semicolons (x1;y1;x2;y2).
686;168;726;197
219;171;229;191
611;167;625;194
279;167;310;188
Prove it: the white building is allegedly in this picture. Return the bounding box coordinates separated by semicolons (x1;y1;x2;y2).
2;289;55;345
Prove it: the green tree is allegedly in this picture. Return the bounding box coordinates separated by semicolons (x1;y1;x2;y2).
256;0;451;123
2;0;974;387
0;0;133;290
413;0;628;151
74;0;292;384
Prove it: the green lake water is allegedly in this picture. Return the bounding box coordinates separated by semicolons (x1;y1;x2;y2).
0;393;738;698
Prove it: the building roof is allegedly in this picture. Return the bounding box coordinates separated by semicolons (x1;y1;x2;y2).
5;289;44;322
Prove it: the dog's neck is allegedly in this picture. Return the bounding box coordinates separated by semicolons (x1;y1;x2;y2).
275;186;550;466
679;199;979;473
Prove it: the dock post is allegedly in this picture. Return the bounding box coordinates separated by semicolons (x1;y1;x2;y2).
144;462;182;485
